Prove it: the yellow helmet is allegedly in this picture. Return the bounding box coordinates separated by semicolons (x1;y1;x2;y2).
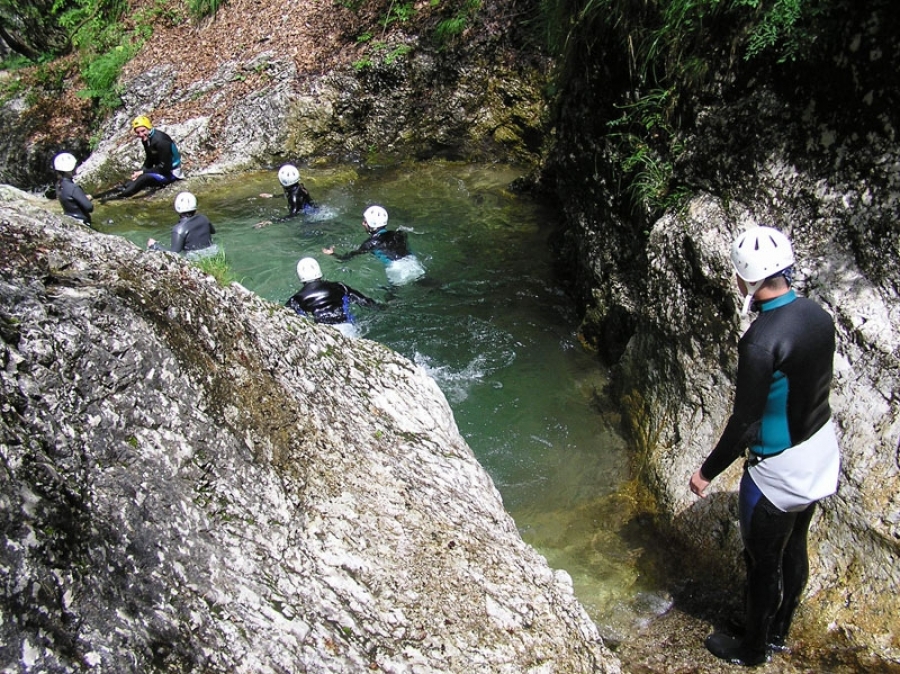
131;115;152;130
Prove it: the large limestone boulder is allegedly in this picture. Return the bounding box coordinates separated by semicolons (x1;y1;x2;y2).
0;189;620;673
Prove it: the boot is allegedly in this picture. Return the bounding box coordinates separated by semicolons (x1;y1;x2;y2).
767;619;791;653
767;586;800;652
705;632;768;667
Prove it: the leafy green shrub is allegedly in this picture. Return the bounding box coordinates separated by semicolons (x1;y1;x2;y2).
0;53;34;71
78;40;138;110
385;44;413;64
542;0;837;214
739;0;818;62
59;0;128;52
0;76;26;105
435;16;467;41
382;0;415;28
434;0;481;45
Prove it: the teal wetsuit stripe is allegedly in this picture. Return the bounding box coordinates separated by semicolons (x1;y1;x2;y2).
753;370;791;456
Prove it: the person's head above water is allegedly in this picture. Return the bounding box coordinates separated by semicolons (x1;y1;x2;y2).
296;257;323;283
363;205;388;232
174;191;198;215
278;164;300;187
730;225;795;315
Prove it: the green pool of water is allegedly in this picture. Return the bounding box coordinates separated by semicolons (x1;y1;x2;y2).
95;160;669;638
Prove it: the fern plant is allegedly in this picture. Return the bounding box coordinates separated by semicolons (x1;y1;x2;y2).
78;40;138;111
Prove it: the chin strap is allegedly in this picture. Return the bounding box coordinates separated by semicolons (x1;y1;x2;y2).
740;278;765;315
741;293;755;315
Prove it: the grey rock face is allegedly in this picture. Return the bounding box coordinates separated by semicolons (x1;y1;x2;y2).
540;2;900;660
0;189;620;673
552;83;900;663
637;191;899;662
73;50;548;189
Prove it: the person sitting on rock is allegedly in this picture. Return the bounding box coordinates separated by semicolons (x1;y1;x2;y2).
98;115;184;202
286;257;379;338
253;163;317;229
52;152;94;227
148;191;217;259
322;205;425;285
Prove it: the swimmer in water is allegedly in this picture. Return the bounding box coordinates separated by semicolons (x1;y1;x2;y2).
322;205;425;285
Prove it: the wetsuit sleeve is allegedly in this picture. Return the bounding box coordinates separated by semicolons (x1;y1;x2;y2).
74;186;94;215
141;139;153;172
335;240;375;261
700;341;775;480
141;137;166;173
344;285;378;308
299;183;315;207
170;224;188;254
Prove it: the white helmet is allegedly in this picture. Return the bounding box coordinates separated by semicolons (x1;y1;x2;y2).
731;226;795;314
53;152;77;172
363;205;388;231
174;191;198;214
278;164;300;187
296;257;322;283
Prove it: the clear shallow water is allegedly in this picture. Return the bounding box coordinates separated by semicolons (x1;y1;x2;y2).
95;161;669;636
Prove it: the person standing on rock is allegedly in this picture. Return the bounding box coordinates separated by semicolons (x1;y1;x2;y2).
253;164;317;228
688;226;840;667
53;152;94;227
148;191;217;259
286;257;379;338
322;205;425;285
98;115;184;202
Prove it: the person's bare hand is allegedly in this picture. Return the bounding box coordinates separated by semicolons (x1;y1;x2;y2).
322;247;334;255
253;220;272;229
147;238;157;248
689;470;710;498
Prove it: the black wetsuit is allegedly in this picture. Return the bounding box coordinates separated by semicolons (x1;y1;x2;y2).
334;228;411;263
114;129;182;199
284;183;315;217
57;176;93;226
700;290;835;658
286;280;377;325
150;213;215;254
